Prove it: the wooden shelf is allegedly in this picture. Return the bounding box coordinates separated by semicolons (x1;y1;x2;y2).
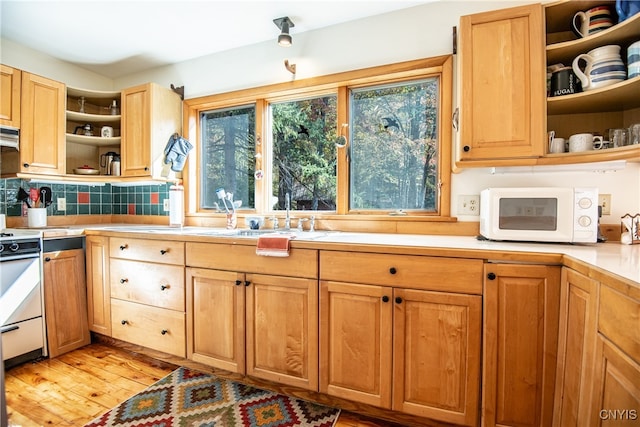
538;144;640;165
66;133;121;147
67;111;120;123
546;11;640;65
67;87;120;99
547;76;640;114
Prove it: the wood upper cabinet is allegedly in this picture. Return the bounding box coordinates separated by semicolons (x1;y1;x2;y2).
553;267;598;427
121;83;182;178
43;248;91;358
20;72;66;174
319;251;482;426
86;235;111;336
1;65;21;128
482;263;561;427
458;4;545;164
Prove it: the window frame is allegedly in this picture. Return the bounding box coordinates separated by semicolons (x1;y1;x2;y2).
183;55;453;228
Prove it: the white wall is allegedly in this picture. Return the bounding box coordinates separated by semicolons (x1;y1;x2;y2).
3;1;639;221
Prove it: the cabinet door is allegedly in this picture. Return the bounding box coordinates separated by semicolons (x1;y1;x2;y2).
43;249;90;358
590;335;640;426
121;83;151;176
20;72;65;174
86;235;111;335
1;65;21;127
320;281;392;408
246;274;318;390
186;267;245;374
483;264;561;427
553;268;598;427
459;4;545;162
392;288;482;426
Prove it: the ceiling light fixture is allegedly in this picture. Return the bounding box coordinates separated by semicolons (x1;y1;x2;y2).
273;16;294;47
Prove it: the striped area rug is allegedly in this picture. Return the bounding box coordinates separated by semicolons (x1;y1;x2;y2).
85;366;340;427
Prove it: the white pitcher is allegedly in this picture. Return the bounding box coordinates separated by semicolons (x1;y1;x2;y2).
572;45;626;91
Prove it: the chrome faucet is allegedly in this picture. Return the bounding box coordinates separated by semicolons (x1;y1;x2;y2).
284;193;291;230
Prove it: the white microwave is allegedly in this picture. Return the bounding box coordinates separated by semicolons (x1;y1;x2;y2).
479;187;599;243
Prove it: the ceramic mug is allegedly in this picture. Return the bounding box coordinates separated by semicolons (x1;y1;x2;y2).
569;133;604;152
550;137;566;153
572;5;614;38
572;45;626;91
550;67;581;96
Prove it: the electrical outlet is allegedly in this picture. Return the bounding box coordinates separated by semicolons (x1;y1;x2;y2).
599;194;611;215
458;195;480;215
57;197;66;211
163;199;170;212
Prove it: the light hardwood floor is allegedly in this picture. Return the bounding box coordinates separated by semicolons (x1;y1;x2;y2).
4;343;402;427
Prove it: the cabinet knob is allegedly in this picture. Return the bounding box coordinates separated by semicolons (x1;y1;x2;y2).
119;244;128;250
121;320;128;325
144;167;149;171
120;278;128;284
244;281;251;287
487;272;496;280
382;296;389;303
389;267;397;275
160;249;168;255
161;329;168;335
395;296;403;304
44;257;51;262
160;284;169;291
463;145;470;152
235;280;242;286
23;163;29;168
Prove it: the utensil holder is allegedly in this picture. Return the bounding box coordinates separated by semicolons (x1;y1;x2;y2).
27;208;47;228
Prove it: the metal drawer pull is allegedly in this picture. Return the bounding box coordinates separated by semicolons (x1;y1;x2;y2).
161;329;168;335
120;244;128;250
235;280;242;286
160;284;170;291
120;278;128;284
121;320;129;325
160;249;168;255
45;257;51;262
245;281;251;286
395;297;403;304
389;267;397;275
1;325;19;334
382;296;389;303
487;272;496;280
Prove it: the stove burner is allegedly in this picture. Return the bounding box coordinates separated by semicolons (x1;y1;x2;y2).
0;232;14;237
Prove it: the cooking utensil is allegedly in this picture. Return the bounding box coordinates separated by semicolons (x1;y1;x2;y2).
40;186;52;208
73;165;100;175
17;187;31;208
29;188;40;207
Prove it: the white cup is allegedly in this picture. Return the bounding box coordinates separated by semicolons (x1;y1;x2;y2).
569;133;603;152
549;137;566;153
27;208;47;228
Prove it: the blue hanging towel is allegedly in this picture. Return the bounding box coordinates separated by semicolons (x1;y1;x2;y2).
164;133;193;172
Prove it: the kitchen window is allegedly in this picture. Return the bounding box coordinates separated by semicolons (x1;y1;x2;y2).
187;55;453;226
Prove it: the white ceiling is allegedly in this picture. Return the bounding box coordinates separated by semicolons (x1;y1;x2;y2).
1;0;434;78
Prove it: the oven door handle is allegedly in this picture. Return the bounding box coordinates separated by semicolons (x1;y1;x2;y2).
1;325;19;334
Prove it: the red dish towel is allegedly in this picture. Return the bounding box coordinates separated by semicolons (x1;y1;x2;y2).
256;234;293;257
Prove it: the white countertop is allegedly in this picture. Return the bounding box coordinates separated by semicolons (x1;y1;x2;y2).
48;225;640;286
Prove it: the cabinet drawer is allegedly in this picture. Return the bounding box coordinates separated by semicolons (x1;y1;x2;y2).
598;285;640;363
110;237;184;265
320;251;482;294
110;259;185;311
1;318;44;360
186;243;317;279
111;299;185;357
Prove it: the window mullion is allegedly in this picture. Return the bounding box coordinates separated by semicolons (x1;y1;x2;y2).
336;86;350;215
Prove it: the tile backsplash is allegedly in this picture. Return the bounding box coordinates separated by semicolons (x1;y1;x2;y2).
0;178;171;218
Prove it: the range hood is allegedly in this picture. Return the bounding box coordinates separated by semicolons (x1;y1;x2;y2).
0;127;19;150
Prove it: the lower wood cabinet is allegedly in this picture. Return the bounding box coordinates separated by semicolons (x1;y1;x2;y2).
553;268;598;427
186;266;318;391
43;247;90;357
86;235;111;335
482;263;561;427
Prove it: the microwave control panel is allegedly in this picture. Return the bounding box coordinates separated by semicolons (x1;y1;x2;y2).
573;188;598;242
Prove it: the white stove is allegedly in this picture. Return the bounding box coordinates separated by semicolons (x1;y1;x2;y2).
0;228;46;367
